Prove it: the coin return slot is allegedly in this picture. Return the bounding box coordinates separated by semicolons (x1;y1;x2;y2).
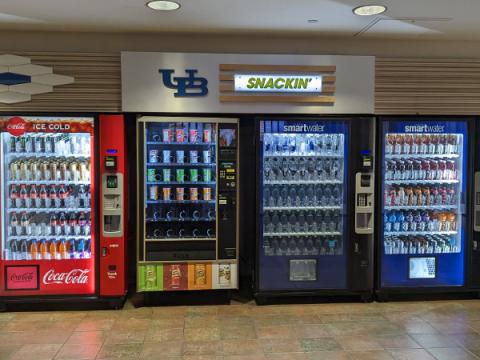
104;215;121;233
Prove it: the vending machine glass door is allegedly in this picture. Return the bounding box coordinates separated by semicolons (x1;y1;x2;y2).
380;119;468;287
258;119;350;291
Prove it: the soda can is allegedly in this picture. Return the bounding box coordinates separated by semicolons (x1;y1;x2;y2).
202;150;211;164
176;169;185;182
162;150;171;164
176;150;184;164
203;129;211;143
202;168;211;182
176;187;185;201
176;128;185;143
149;185;159;200
190;187;198;201
147;169;156;182
190;168;198;182
189;150;198;164
189;129;198;143
203;187;212;201
163;187;171;201
163;168;171;182
163;129;173;143
149;149;159;163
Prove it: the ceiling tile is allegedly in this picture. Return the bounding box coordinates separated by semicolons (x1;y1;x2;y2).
9;82;52;95
9;64;53;76
0;91;31;104
0;54;30;66
31;73;74;86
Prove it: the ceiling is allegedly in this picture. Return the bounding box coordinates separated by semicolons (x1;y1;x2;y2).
0;0;479;40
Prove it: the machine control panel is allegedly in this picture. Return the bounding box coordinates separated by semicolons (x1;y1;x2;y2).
102;172;124;237
355;172;375;235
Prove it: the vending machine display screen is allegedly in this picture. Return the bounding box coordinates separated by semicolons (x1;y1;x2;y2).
409;257;436;279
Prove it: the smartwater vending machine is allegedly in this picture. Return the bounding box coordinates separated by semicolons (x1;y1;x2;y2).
377;117;473;299
254;117;375;302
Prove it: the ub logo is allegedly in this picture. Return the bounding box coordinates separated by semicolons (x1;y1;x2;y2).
158;69;208;97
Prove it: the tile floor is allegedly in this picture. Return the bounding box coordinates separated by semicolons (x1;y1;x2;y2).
1;299;480;359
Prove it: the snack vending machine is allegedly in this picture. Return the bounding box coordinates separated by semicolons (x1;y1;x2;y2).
377;117;472;298
254;117;375;302
137;117;239;292
0;115;128;309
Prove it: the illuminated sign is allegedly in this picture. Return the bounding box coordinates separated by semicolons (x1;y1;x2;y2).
234;74;322;93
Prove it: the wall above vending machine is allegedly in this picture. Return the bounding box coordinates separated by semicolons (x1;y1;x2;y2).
121;52;374;114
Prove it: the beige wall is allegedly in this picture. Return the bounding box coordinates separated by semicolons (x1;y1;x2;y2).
2;30;480;58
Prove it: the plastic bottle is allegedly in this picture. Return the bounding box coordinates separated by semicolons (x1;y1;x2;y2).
10;240;18;260
40;239;48;260
20;240;28;260
29;184;38;208
49;240;57;260
30;239;39;260
59;239;68;260
78;239;85;258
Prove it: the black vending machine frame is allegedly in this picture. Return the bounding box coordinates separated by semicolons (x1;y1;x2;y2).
375;115;476;301
253;115;375;302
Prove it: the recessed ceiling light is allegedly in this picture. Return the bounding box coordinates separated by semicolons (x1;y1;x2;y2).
147;0;180;11
307;19;318;23
353;4;387;16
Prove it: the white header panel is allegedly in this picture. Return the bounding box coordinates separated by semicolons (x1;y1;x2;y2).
121;52;374;114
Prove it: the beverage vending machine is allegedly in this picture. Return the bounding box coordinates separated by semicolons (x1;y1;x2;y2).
377;117;473;299
136;117;239;293
254;117;375;302
0;115;128;309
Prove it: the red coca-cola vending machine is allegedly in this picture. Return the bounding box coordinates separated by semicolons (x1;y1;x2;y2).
0;115;128;310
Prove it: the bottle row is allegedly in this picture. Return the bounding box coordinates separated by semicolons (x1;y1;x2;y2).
264;210;343;234
384;235;460;255
263;237;342;256
8;134;91;156
8;211;91;237
147;226;215;239
148;149;214;165
385;134;460;156
148;186;214;202
263;133;344;156
148;123;215;144
264;157;343;182
385;159;458;182
148;207;215;222
8;184;90;209
264;184;343;208
146;168;214;183
9;158;90;182
384;210;457;233
4;238;91;261
384;185;457;208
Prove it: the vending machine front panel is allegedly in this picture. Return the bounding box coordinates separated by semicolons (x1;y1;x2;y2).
258;119;350;291
379;119;468;288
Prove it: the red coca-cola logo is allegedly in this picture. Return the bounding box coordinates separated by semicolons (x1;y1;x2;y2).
6;117;27;137
43;269;90;285
10;272;34;282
